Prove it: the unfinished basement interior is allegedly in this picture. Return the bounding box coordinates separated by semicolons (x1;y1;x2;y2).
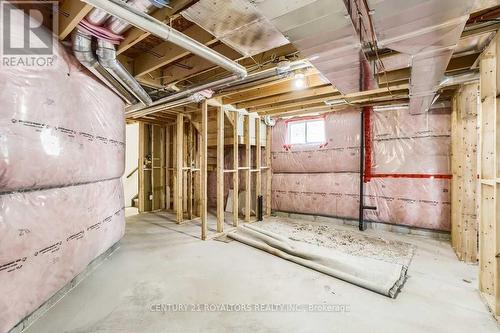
3;0;500;332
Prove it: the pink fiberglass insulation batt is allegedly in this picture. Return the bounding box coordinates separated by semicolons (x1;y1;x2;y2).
271;109;360;173
0;179;125;333
372;107;451;174
271;107;451;230
272;173;450;231
0;6;125;193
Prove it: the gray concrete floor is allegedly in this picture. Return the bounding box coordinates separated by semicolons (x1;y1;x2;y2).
24;212;499;333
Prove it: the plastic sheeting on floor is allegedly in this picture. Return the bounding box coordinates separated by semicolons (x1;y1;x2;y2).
228;223;409;298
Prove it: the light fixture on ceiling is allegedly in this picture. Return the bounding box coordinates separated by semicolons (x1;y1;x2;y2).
293;70;306;90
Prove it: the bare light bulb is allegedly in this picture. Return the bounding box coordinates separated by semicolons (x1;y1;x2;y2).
293;72;306;90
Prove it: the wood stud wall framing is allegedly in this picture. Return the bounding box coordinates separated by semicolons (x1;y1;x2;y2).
136;104;272;240
477;30;500;318
451;83;479;263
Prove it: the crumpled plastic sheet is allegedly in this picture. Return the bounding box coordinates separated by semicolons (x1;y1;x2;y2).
0;179;125;333
271;107;451;230
0;6;125;193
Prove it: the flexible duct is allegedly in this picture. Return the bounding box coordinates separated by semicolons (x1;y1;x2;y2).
72;29;137;105
81;0;248;79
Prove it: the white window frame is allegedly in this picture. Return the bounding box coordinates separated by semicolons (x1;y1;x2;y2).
287;118;326;145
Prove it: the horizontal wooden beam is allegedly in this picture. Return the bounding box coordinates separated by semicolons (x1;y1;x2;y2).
249;93;341;113
260;84;409;116
224;73;329;105
236;85;337;109
133;24;216;77
117;0;193;55
58;0;92;40
158;43;242;86
163;43;297;87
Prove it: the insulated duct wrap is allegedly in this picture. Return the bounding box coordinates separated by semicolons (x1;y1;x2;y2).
271;107;451;231
0;14;125;193
0;179;125;333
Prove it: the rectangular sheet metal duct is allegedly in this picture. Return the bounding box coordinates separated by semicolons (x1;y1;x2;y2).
253;0;378;94
367;0;473;114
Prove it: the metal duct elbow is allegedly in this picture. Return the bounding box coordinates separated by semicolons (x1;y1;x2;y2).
96;39;153;106
72;29;138;105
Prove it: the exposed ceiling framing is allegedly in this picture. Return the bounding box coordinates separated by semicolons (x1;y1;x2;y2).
60;0;500;122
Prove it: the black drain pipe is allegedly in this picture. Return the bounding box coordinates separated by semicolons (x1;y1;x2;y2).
359;109;365;231
257;195;263;221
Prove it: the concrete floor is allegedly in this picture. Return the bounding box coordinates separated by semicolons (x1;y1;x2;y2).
24;212;499;333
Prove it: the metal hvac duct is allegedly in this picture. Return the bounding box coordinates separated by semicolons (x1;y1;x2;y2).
81;0;248;79
72;29;138;105
96;39;152;105
366;0;474;114
85;8;109;25
251;0;378;95
125;60;311;117
130;94;207;118
80;0;157;106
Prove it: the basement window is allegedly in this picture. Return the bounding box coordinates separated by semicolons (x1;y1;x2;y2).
288;119;325;144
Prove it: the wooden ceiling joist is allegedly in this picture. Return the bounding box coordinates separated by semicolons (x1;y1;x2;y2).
133;24;216;77
117;0;193;55
161;43;298;87
58;0;92;40
247;80;412;113
259;84;409;116
235;85;337;109
157;43;243;86
223;73;329;105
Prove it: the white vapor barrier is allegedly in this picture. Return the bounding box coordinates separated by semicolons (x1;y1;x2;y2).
0;3;125;194
0;179;126;333
182;0;288;57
